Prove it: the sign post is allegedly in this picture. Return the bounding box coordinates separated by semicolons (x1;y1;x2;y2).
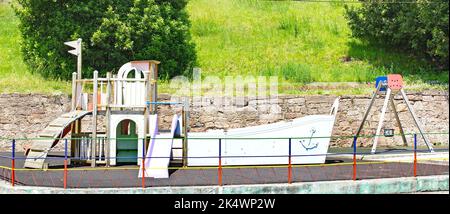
64;38;82;79
64;39;82;109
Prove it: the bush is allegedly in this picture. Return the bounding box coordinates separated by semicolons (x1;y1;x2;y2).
13;0;196;80
345;0;449;70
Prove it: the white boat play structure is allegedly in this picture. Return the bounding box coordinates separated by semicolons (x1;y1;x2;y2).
186;100;339;166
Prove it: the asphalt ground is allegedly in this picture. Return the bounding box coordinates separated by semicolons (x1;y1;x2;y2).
0;150;448;188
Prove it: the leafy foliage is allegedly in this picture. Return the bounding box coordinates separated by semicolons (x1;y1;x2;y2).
345;0;449;70
13;0;196;80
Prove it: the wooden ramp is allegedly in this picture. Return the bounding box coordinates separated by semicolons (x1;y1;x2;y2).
24;110;91;169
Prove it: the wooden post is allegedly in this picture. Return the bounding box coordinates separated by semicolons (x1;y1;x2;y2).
76;38;82;80
71;72;77;111
149;61;160;114
149;65;154;114
182;98;189;167
154;63;158;113
91;70;98;167
74;119;82;155
105;72;112;167
70;73;78;158
76;39;82;109
143;70;150;154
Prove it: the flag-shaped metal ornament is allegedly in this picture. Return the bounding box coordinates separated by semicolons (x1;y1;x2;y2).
64;39;81;56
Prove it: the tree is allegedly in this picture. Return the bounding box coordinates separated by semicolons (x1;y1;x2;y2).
13;0;196;80
345;0;449;70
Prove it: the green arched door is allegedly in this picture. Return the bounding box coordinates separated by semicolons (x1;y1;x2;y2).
116;119;138;164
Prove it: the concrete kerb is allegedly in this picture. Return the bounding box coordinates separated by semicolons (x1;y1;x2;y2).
332;151;449;165
0;175;448;194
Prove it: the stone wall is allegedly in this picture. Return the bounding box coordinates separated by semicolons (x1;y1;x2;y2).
0;91;448;152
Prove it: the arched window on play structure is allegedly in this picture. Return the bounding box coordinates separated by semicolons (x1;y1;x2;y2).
125;68;145;79
115;64;146;107
120;119;134;135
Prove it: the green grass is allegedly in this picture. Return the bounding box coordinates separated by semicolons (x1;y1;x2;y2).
0;1;448;95
187;0;448;88
0;3;71;94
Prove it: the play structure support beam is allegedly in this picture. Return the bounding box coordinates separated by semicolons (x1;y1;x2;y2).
76;39;82;110
182;97;189;167
74;38;82;80
371;88;392;154
147;62;159;114
143;70;150;153
354;83;382;146
105;72;112;167
400;89;434;152
91;70;98;167
389;98;408;146
71;72;77;111
70;72;77;158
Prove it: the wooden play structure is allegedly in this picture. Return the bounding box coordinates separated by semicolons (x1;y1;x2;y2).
354;74;434;154
24;39;188;170
24;59;190;169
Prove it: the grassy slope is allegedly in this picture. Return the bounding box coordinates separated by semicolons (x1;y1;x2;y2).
0;3;70;94
0;1;448;95
186;0;448;89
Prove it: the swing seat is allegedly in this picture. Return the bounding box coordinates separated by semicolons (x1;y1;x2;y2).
387;74;403;90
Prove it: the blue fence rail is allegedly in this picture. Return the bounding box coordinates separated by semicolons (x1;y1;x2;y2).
0;133;448;189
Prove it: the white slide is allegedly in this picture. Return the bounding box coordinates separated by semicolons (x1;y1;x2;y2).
139;114;180;178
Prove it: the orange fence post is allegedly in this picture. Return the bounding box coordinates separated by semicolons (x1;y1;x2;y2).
414;134;417;177
64;139;68;189
352;136;357;181
11;139;15;187
218;138;222;186
142;138;146;189
288;138;292;184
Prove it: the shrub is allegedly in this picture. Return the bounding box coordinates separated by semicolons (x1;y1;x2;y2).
13;0;196;80
345;0;449;70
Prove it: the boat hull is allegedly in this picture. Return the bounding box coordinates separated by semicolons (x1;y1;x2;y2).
187;114;336;166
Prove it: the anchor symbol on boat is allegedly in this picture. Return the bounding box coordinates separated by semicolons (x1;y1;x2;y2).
299;128;319;151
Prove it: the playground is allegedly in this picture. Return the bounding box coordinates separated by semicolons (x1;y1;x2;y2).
0;39;447;193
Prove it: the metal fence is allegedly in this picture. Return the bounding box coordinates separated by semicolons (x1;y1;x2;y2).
0;133;448;189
